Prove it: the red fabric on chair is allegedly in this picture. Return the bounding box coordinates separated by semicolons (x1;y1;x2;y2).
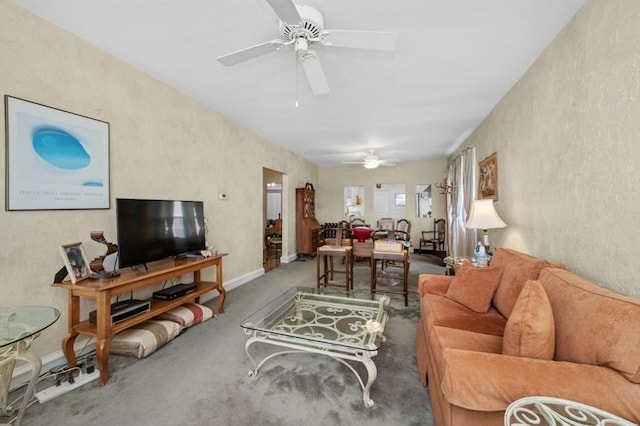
353;226;373;242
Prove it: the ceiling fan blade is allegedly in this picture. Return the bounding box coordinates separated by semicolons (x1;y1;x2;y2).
300;51;330;95
217;40;284;66
267;0;302;25
321;30;397;51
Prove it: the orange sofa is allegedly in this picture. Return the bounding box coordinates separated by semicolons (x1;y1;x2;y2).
416;248;640;426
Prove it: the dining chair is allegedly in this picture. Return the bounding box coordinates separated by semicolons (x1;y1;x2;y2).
316;228;354;293
394;219;412;243
350;217;366;228
376;217;395;231
419;218;446;257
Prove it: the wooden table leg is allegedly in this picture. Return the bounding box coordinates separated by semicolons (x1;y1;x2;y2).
62;292;79;367
370;257;376;300
216;284;226;314
316;252;320;291
95;292;111;386
403;255;409;306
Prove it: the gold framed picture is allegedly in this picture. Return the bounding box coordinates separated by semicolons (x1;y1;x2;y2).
478;152;498;201
60;242;91;283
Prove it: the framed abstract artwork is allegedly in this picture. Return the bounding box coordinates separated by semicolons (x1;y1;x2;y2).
478;152;498;201
5;95;110;210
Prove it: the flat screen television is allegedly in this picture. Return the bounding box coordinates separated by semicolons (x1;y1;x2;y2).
116;198;206;269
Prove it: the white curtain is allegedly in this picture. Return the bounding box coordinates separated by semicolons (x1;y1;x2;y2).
446;147;477;258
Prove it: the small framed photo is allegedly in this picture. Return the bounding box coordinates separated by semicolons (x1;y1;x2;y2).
60;242;91;283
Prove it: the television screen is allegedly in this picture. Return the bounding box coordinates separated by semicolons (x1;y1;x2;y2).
116;198;206;269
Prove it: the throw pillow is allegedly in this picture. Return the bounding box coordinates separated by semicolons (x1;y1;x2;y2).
502;280;555;360
445;263;503;313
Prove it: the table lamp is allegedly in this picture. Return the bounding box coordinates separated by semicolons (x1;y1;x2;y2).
465;199;507;253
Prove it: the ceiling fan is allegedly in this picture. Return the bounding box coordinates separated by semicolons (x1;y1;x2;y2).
343;150;399;169
216;0;396;95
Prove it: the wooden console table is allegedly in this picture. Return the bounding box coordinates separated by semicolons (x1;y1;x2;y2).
53;254;227;385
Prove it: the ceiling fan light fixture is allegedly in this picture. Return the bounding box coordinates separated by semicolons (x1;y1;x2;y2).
364;159;380;169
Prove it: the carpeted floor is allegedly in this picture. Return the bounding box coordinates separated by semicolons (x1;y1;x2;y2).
15;253;443;426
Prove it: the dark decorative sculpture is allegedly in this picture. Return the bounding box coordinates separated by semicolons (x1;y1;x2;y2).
89;231;120;279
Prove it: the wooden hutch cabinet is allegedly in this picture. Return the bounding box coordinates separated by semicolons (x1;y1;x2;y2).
296;183;321;256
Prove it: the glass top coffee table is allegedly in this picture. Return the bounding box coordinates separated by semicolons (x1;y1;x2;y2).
1;306;60;426
240;287;390;407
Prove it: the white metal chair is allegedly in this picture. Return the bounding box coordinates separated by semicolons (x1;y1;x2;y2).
504;396;636;426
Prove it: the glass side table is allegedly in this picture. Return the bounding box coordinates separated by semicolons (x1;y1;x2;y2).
443;256;472;275
1;306;60;426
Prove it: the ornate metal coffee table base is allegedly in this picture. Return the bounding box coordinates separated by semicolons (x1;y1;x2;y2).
241;288;389;408
244;331;382;407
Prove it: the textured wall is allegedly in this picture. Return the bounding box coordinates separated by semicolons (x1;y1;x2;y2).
317;159;448;244
0;2;317;354
456;0;640;297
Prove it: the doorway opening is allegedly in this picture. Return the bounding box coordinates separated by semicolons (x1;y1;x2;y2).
373;183;406;226
264;168;283;272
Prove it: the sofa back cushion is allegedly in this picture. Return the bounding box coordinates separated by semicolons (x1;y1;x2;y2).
490;248;559;318
502;280;555;359
540;268;640;383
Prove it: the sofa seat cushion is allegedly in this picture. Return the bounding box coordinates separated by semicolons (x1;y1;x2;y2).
490;248;561;318
440;348;640;421
446;263;503;313
429;325;502;373
540;268;640;384
421;293;507;337
502;280;555;360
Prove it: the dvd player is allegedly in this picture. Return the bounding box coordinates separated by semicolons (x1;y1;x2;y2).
89;299;150;325
153;283;197;300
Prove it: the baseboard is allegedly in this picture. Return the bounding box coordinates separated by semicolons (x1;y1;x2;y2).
198;267;264;303
282;253;298;263
11;266;267;391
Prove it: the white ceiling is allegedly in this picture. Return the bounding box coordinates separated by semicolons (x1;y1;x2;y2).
13;0;585;167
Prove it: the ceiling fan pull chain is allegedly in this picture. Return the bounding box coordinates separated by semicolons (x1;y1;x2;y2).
295;43;300;108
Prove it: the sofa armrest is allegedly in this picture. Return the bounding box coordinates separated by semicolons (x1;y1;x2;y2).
440;349;640;422
418;274;453;297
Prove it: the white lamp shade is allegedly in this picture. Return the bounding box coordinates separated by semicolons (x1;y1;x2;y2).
465;199;507;230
